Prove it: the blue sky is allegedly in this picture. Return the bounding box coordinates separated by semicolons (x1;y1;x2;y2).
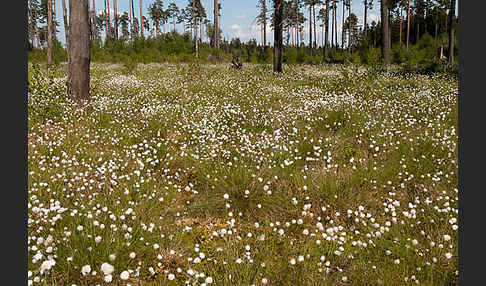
52;0;449;47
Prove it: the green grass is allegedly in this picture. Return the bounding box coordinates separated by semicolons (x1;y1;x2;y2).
28;62;458;285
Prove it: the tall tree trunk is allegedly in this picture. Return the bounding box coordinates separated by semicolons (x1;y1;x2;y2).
214;0;219;49
194;0;198;58
313;3;317;50
445;8;448;34
324;0;329;60
348;0;352;52
406;0;410;50
296;0;299;47
263;0;267;49
114;0;118;39
447;0;455;63
28;0;35;48
104;0;108;40
309;4;312;54
107;0;111;39
434;6;438;40
47;0;53;66
341;0;344;49
399;8;402;46
416;9;420;44
334;0;337;49
52;0;57;40
62;0;69;67
33;6;39;48
381;0;390;66
273;0;283;73
331;2;335;48
364;0;368;34
91;0;96;40
68;0;91;105
131;0;135;37
140;0;143;38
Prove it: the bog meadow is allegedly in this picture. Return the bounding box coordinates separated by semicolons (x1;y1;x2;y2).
27;0;458;285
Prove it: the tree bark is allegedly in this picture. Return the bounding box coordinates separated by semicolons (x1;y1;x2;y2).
194;0;198;58
434;6;438;40
296;0;299;47
324;0;329;60
334;0;337;49
68;0;91;105
381;0;390;66
273;0;283;73
33;5;39;48
91;0;97;40
406;0;410;50
62;0;69;65
309;4;312;54
364;0;368;35
263;0;267;49
341;0;345;49
107;0;111;39
114;0;118;39
47;0;53;66
448;0;455;63
331;1;334;48
140;0;144;38
214;0;219;48
313;3;317;51
28;0;35;48
399;8;402;46
52;0;57;40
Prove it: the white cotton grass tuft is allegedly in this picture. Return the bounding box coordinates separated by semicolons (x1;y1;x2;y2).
101;262;114;275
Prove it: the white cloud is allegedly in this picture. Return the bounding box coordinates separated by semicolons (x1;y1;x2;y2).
368;13;378;23
229;24;241;30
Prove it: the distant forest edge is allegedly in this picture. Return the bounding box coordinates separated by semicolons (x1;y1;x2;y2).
28;0;458;73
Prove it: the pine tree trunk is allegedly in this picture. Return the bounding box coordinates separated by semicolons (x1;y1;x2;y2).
447;0;455;63
28;1;35;48
214;0;219;49
313;4;317;51
104;0;108;40
334;1;337;49
331;2;334;48
364;0;368;34
92;0;97;40
131;0;135;38
263;0;267;49
33;6;39;48
324;0;329;60
52;0;57;40
434;6;438;40
341;0;344;49
406;0;410;50
399;9;402;46
194;0;198;58
309;4;312;54
68;0;91;105
140;0;143;38
62;0;69;67
416;10;420;44
47;0;53;66
273;0;283;73
296;0;299;47
114;0;118;39
107;0;111;39
381;0;390;66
